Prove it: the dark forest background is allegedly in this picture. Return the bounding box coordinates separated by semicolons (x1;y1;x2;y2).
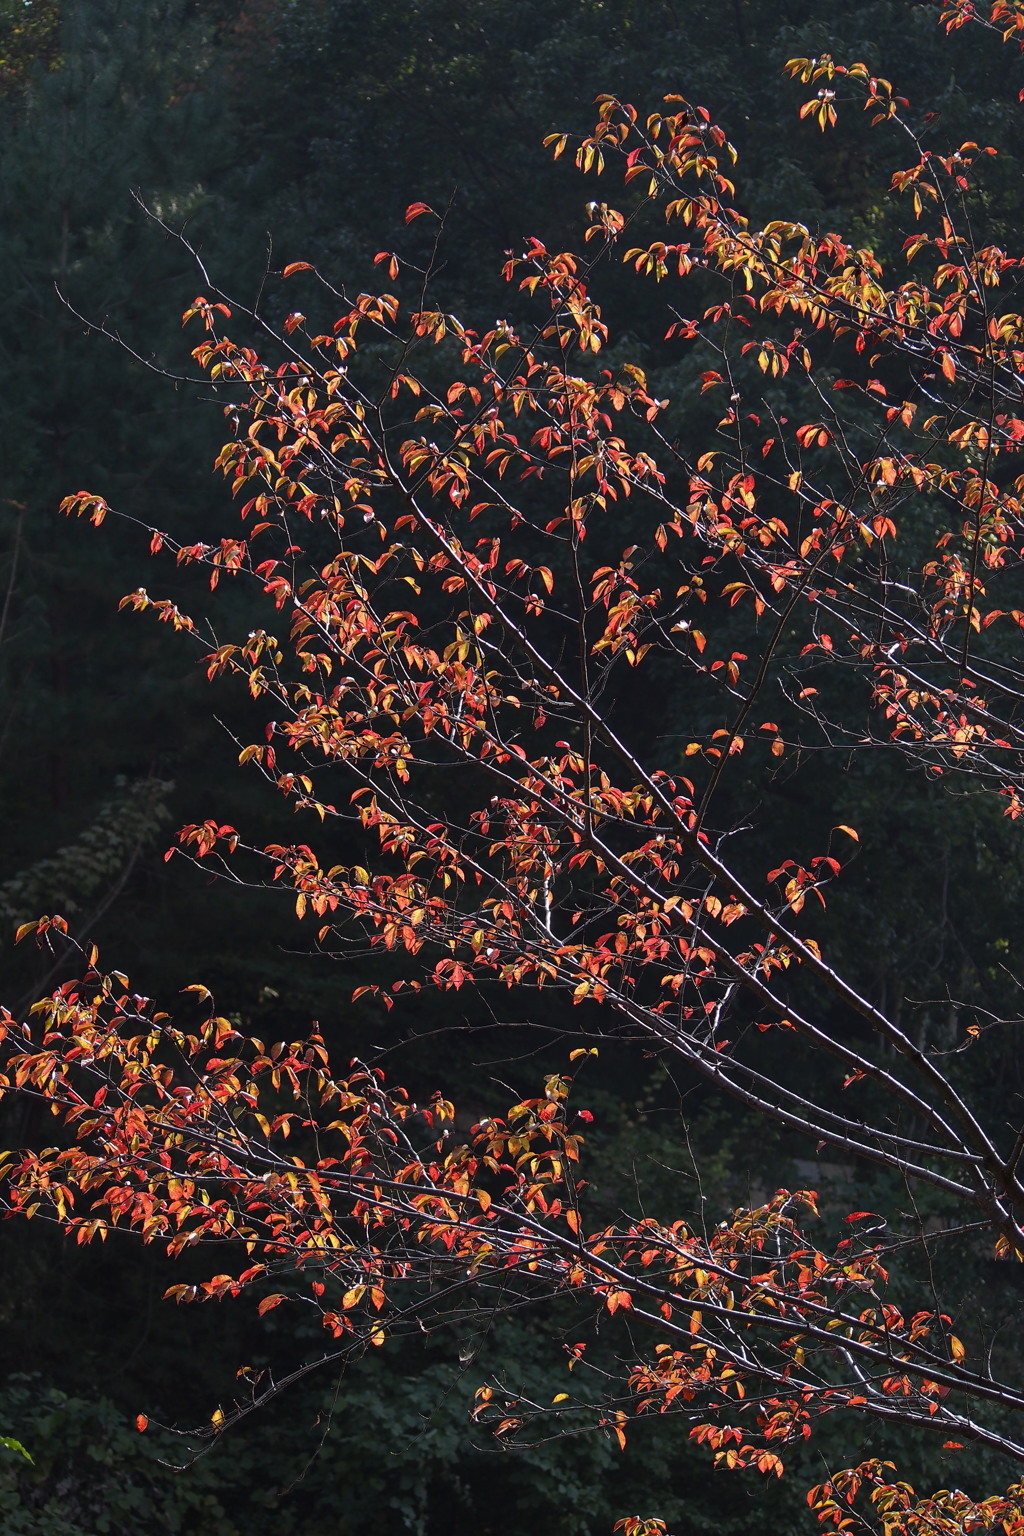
3;2;1024;1531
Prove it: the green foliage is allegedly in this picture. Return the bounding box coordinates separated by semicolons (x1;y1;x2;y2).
0;775;171;932
0;0;275;1002
0;0;59;94
0;1377;232;1535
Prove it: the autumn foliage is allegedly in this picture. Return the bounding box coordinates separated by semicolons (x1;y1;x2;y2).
8;2;1024;1531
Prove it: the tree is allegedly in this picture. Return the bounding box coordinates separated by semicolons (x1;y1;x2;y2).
6;3;1024;1531
0;0;291;1016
